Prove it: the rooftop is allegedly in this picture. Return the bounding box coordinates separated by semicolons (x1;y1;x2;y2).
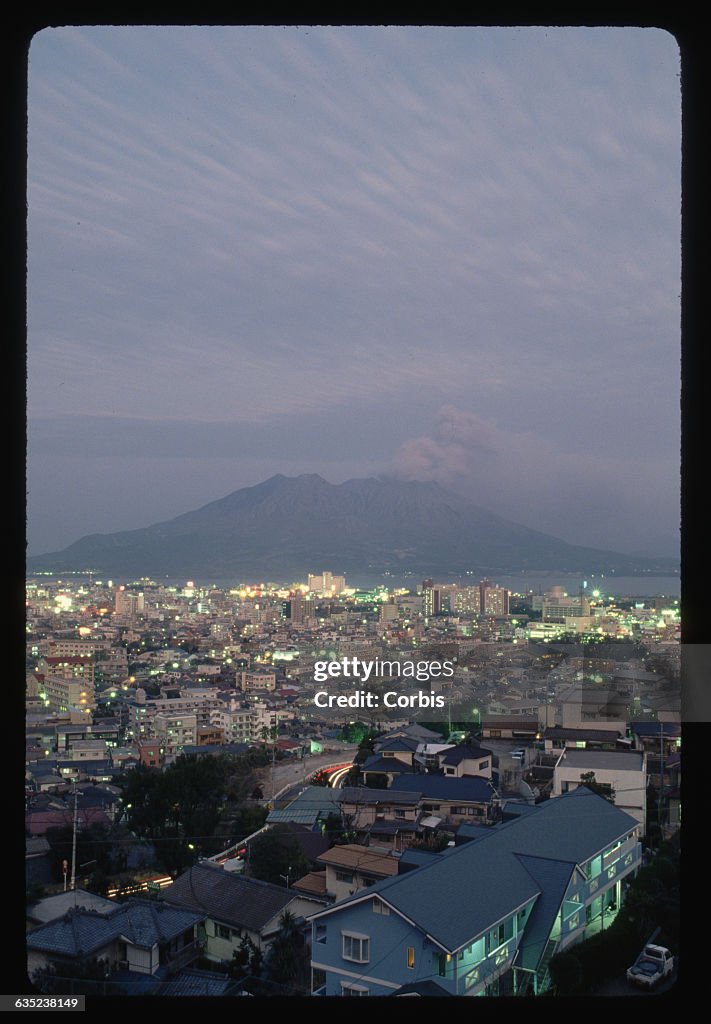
310;788;638;953
161;862;297;932
556;749;644;771
316;844;400;877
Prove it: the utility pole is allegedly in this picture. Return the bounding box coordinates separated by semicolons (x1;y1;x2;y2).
70;782;78;892
271;712;276;805
658;720;665;843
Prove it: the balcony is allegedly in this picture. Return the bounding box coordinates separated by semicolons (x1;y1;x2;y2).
161;938;204;975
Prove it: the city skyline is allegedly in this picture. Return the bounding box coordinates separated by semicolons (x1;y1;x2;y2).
27;26;680;558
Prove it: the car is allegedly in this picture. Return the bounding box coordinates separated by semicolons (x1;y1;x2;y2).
510;749;526;760
626;945;674;987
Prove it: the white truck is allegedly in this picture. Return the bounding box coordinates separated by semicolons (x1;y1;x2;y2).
626;944;675;988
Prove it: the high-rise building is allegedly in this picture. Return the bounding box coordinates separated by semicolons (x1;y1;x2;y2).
479;579;510;616
308;572;346;596
422;580;441;617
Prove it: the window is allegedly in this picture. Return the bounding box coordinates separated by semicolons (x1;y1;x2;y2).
361;876;377;887
437;953;448;976
341;982;369;996
407;947;415;969
315;923;327;943
335;871;354;884
479;760;489;769
373;898;390;915
342;933;370;963
215;924;232;940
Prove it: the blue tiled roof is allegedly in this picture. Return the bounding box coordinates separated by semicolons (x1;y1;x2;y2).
390;774;495;802
374;737;418;753
630;722;681;737
361;755;411;774
27;899;203;958
440;744;492;766
313;788;638;952
159;969;235;996
514;855;576;970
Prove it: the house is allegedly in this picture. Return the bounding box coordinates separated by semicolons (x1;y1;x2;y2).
265;784;341;830
26;889;116;929
389;775;499;827
630;722;681;787
308;788;642;996
552;749;646;829
160;861;326;963
359;753;414;787
313;845;400;901
27;899;204;980
543;726;625;754
481;718;538;740
438;743;493;780
372;736;419;766
339;787;421;851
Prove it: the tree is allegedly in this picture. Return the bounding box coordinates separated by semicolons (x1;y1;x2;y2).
26;882;46;904
229;932;261;980
32;957;124;996
548;951;583;994
579;772;615;802
247;825;310;887
265;910;310;992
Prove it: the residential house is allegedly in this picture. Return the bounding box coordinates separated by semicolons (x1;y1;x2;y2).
161;861;325;963
389;775;499;828
265;785;342;830
481;718;538;740
630;722;681;787
543;726;626;754
27;889;115;929
552;749;646;829
313;845;400;901
437;743;493;780
308;788;642;996
27;899;204;980
339;787;421;851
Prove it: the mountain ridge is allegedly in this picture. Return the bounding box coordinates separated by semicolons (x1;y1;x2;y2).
27;474;678;578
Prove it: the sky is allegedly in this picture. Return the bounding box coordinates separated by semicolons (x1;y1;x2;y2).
27;25;681;558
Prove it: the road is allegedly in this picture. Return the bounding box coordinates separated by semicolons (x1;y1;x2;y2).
590;964;679;996
254;746;357;802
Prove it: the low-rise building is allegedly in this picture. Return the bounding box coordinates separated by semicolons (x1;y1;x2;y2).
552;749;646;829
308;788;642;996
161;862;325;962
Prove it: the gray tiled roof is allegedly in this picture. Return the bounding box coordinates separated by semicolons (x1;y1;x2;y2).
27;899;203;957
266;784;341;825
556;749;643;771
161;862;295;932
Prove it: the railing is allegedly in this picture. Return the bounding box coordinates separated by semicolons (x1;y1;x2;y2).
164;939;202;974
